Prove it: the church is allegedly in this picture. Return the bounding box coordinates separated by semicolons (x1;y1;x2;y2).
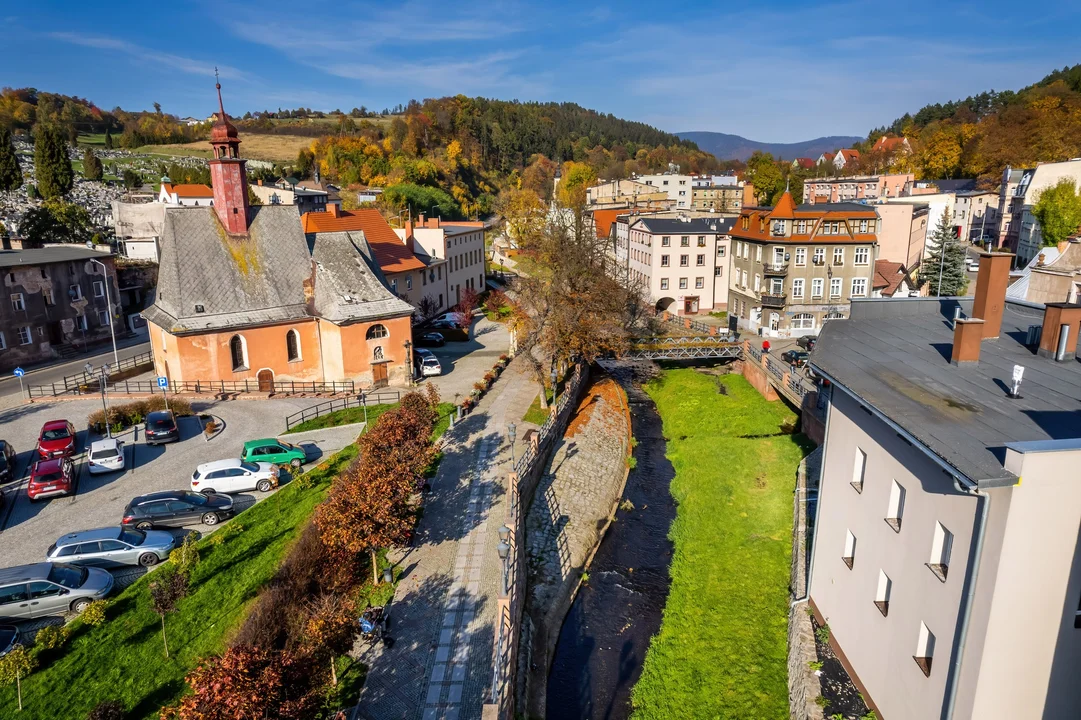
143;84;415;390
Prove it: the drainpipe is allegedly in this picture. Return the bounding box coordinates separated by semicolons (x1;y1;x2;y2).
944;477;990;720
794;378;833;606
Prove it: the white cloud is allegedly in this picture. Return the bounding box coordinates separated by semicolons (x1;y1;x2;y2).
47;32;249;81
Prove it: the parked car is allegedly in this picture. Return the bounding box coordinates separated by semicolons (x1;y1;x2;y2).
796;335;817;351
414;348;442;377
46;526;175;568
415;331;445;348
781;349;810;368
191;459;278;495
122;490;235;530
27;457;76;502
0;440;16;483
428;319;460;331
144;410;180;445
0;562;113;620
241;439;306;469
0;625;17;657
36;420;76;460
431;311;464;327
87;438;125;475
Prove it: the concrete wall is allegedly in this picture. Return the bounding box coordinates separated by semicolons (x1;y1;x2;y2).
876;202;928;269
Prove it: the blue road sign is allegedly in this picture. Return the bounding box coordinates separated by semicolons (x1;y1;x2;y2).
157;376;168;388
13;367;24;378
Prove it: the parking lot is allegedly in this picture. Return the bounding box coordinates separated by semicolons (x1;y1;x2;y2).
418;316;511;400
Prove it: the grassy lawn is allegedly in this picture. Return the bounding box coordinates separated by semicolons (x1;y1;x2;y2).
287;401;455;437
0;445;358;719
632;370;812;720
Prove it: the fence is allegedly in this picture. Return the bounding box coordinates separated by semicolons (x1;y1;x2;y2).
284;390;403;430
29;373;357;399
485;362;588;720
26;350;154;397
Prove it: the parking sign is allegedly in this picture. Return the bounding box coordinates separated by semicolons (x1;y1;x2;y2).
157;376;168;388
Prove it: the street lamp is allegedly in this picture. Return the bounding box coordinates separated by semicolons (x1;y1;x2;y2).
86;362;112;438
507;423;517;465
404;340;413;385
499;258;505;281
496;536;510;595
90;258;120;368
551;367;558;407
826;265;834;324
360;391;368;425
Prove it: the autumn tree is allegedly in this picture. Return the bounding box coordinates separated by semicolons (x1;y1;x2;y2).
33;124;74;198
301;593;357;686
745;151;783;204
1032;178;1081;246
557;161;597;208
19;199;94;244
82;148;104;181
499;187;546;243
457;286;480;336
166;645;321;720
416;295;439;322
149;566;189;658
0;127;22;191
921;208;969;296
0;644;35;711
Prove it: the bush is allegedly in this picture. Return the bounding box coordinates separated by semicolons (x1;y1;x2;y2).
473;381;487;393
203;420;219;435
87;396;193;433
86;699;125;720
170;534;200;577
81;600;107;627
208;523;244;546
33;624;70;651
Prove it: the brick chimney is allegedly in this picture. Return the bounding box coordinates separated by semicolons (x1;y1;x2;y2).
952;318;985;366
971;252;1013;339
1037;302;1081;361
326;203;340;218
418;213;426;226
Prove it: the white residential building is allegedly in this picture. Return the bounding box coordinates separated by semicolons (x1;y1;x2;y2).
1015;159;1081;265
398;216;486;308
635;173;694;209
158;182;214;206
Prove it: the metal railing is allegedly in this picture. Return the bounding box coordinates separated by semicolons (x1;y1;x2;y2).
27;350;154;397
284;390;403;430
29;373;356;399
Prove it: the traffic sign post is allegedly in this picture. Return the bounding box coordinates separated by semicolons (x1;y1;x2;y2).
13;367;24;400
157;376;170;411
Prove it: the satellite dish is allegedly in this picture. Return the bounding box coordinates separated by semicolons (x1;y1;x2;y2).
86;240;93;248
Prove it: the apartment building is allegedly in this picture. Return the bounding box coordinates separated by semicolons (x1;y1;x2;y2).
953;190;998;243
586;179;670;208
1015;160;1081;266
403;216;486;308
804;173;914;205
874;202;929;270
997;166;1033;251
808;254;1081;720
728;192;879;336
635;173;694;208
621;215;734;314
691;184;743;213
250;179;331;215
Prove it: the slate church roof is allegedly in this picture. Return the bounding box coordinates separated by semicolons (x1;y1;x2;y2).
143;205;412;334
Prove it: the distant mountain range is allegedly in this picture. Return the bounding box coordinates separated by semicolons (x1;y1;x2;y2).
676;131;864;162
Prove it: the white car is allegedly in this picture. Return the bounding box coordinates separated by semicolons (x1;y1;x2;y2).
415;348;443;377
191;458;278;495
87;438;125;475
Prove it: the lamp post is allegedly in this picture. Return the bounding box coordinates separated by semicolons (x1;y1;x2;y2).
90;258;119;368
499;258;505;282
404;339;413;385
508;423;517;466
826;264;834;323
360;392;368;426
86;362;112;438
496;526;511;595
550;366;558;407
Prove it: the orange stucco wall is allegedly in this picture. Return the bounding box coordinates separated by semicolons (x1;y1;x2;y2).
148;315;414;387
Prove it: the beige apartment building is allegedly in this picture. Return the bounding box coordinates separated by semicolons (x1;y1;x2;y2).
808;254;1081;719
399;216;486;308
691;184;743;213
804;173;913;205
874;202;929;270
617;215;734;314
727;192;880;336
586;179;670;208
953;190;998;243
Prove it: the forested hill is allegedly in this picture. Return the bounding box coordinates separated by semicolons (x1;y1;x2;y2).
861;63;1081;184
677;131;863;161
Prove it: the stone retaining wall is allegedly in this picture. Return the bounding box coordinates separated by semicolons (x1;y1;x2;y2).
789;448;824;720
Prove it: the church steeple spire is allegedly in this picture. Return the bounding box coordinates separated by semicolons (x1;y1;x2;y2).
207;78;249;234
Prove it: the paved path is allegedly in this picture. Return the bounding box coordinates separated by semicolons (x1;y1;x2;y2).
355;359;538;720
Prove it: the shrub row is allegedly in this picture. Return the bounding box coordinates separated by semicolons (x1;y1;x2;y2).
87;396;193;434
460;353;511;412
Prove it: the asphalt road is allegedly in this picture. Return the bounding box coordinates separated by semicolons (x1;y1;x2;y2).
0;340;152;408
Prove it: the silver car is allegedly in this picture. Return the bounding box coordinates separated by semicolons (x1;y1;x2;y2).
0;563;113;620
46;527;176;568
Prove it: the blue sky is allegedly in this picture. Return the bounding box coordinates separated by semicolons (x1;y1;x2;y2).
5;0;1081;142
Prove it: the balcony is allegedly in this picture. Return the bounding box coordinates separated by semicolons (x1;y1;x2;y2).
760;293;787;309
763;263;788;276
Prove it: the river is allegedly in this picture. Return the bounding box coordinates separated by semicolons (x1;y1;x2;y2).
545;374;676;720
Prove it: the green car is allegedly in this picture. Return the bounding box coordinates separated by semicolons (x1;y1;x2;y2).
241;439;306;469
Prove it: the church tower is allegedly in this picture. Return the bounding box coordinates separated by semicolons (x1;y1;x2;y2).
208;79;249;234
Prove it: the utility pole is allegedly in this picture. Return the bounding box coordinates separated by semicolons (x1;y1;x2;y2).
90;258;119;367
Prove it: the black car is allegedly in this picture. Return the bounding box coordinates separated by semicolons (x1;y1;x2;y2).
0;625;18;657
121;490;234;530
144;411;179;445
0;440;16;483
796;335;817;351
416;331;445;348
781;350;810;368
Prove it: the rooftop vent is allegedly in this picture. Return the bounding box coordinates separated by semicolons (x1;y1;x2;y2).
194;304;205;313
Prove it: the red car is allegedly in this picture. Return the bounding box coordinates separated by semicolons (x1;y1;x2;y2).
37;420;76;460
27;457;75;501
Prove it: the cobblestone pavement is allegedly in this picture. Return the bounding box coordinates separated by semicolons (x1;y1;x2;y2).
355;359;538;720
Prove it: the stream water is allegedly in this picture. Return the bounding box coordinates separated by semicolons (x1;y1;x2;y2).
546;372;676;720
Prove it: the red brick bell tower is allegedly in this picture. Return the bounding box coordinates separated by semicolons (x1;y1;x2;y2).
208;77;249;234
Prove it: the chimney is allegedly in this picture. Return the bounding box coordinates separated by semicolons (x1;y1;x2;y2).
326;203;340;218
404;212;414;239
418;213;426;227
1037;302;1081;362
951;318;985;366
971;252;1013;339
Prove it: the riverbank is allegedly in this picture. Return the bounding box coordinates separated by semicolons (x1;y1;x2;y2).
631;369;813;719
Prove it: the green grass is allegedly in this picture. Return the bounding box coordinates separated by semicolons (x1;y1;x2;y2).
286;401;455;437
0;444;358;719
631;370;812;720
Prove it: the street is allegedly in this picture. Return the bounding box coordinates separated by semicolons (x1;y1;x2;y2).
0;340;152;409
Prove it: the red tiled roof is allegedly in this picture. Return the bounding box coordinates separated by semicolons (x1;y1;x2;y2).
838;149;860;162
302;209;426;273
168;183;214;198
731;197;877;244
874;259;909;296
793;158;816;169
873;136;908;153
820;152;835;162
592;209;623;239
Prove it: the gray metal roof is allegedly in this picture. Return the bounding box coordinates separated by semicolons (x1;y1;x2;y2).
633;217;736;234
0;247;114;268
811;297;1081;487
145;205;410;334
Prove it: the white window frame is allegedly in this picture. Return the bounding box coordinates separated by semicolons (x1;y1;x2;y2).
875;571;892;616
851;278;868;297
753;274;761;292
928;523;953;582
69;284;82;301
93;280;105;298
811;278;824;298
17;326;32;345
678;277;688;290
755;245;763;262
887;480;906;531
854;246;870;265
791;278;804;299
915;622;936;676
76;315;88;331
695;277;704;289
791;313;815;329
10;293;24;312
97;310;110;326
852;447;867;492
833;247;845;265
843;529;856;568
660;278;669;290
830;278;842;298
0;331;5;350
813;247;825;264
795;248;806;266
